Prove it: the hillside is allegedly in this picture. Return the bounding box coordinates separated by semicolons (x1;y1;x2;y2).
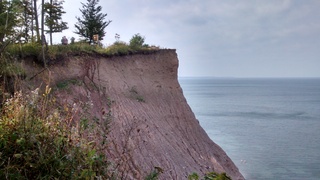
20;49;244;179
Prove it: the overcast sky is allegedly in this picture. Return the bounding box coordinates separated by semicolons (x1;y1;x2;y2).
58;0;320;78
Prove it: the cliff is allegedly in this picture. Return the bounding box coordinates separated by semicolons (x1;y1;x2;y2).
22;50;244;179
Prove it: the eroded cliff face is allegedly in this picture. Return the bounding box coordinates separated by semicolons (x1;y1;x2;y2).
23;50;244;179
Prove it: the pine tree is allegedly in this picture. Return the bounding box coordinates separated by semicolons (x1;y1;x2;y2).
74;0;111;44
0;0;20;43
44;0;68;45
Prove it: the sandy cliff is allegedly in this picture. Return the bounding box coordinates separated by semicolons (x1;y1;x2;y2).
23;50;244;179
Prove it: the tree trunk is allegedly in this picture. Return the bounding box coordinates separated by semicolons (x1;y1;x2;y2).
41;0;46;67
31;0;34;42
23;2;28;42
48;0;53;45
0;0;4;43
33;0;40;42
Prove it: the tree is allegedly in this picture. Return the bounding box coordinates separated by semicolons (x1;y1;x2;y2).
44;0;68;45
33;0;40;42
74;0;111;44
0;0;21;43
129;33;145;49
21;0;34;42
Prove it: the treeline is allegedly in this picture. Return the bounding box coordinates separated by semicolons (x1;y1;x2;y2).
0;0;111;47
0;0;68;45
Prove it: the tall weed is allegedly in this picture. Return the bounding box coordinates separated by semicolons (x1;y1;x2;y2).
0;86;113;179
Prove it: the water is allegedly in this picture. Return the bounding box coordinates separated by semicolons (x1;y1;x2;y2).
179;78;320;180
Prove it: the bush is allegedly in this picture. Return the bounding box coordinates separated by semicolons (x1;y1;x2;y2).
0;86;113;179
5;43;42;57
188;172;232;180
145;167;163;180
0;60;25;77
129;33;145;49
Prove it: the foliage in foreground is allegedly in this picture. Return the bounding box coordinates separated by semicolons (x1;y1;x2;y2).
188;171;232;180
0;87;113;179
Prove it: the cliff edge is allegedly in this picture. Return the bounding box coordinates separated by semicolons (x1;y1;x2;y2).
22;49;244;179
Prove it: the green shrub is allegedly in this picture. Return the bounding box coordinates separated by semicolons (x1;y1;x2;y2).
145;167;163;180
55;79;82;90
188;172;232;180
5;43;42;57
129;86;145;102
136;96;145;102
188;172;200;180
0;60;25;77
0;86;113;179
129;33;145;49
21;43;42;56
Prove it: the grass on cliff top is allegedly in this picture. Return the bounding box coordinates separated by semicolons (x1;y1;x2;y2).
4;41;160;61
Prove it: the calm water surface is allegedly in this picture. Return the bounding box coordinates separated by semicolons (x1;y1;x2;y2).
179;78;320;180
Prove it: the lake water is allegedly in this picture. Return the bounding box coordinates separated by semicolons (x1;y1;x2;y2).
179;78;320;180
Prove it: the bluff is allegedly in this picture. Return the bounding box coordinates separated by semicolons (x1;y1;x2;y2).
22;49;244;179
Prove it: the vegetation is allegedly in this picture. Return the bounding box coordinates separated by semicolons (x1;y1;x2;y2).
0;0;68;44
56;79;82;90
0;0;157;70
129;86;146;102
145;167;163;180
74;0;111;44
188;172;232;180
4;38;158;63
0;86;114;179
0;0;20;44
129;33;146;49
0;59;25;78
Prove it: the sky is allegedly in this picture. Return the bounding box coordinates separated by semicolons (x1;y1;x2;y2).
57;0;320;78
